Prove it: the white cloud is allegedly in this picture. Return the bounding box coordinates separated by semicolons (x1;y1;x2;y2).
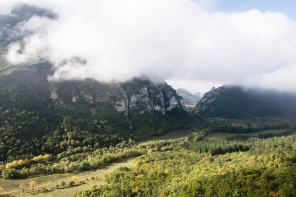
2;0;296;93
244;65;296;92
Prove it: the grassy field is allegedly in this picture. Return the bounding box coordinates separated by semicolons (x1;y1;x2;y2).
154;129;194;140
0;158;135;197
207;129;290;140
137;129;194;144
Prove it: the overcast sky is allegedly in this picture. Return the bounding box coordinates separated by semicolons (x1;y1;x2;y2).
2;0;296;94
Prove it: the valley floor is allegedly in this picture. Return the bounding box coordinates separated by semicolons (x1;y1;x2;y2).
0;158;135;196
0;128;295;197
0;129;193;197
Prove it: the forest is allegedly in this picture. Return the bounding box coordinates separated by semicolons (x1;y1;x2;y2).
76;132;296;197
0;124;295;196
0;58;295;196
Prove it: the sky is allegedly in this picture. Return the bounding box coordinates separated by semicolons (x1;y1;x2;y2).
1;0;296;94
219;0;296;20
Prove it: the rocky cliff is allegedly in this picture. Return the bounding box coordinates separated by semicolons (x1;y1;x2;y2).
0;60;185;118
51;76;185;117
193;86;223;115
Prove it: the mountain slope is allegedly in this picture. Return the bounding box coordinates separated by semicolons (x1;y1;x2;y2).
0;60;188;161
0;4;190;161
193;86;296;118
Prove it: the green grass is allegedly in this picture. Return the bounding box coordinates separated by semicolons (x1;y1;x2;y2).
207;129;290;140
0;158;135;196
156;129;194;140
137;129;194;144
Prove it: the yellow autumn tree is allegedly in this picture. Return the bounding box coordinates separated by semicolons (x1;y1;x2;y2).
29;181;37;191
32;154;51;163
70;176;77;182
0;187;4;194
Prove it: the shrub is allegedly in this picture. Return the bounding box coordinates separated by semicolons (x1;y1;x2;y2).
2;169;21;179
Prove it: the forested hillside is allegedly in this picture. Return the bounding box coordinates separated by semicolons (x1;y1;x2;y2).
0;60;191;162
76;133;296;197
194;86;296;118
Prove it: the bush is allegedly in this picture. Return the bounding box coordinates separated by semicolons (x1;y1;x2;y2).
41;185;47;191
79;161;90;171
2;169;21;179
60;181;66;187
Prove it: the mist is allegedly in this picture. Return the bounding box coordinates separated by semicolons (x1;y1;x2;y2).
2;0;296;94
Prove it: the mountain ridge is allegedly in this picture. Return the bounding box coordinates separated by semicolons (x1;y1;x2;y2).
193;85;296;118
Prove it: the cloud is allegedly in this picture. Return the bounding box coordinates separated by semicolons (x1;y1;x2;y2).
2;0;296;93
244;65;296;92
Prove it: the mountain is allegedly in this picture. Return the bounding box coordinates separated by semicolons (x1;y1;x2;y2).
193;85;296;118
0;59;188;160
0;4;56;46
0;4;189;161
176;88;201;105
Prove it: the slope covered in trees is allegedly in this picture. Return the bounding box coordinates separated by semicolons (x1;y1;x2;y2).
194;86;296;118
76;133;296;197
0;61;191;162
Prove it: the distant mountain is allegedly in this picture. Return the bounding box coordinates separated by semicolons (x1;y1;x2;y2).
193;86;296;118
0;4;56;46
176;88;201;105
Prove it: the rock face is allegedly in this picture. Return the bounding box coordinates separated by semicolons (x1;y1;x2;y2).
176;88;201;105
193;86;223;115
122;79;186;116
0;60;185;117
53;78;186;117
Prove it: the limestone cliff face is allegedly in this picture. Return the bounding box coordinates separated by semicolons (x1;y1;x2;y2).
121;79;185;116
193;86;224;115
52;77;186;117
45;70;186;117
1;60;186;118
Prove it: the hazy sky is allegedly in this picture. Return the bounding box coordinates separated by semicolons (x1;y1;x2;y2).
2;0;296;94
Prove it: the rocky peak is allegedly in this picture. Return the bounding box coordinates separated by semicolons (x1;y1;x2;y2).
193;86;225;115
48;76;186;117
120;78;185;116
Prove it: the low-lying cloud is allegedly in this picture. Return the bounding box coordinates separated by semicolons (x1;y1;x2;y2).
2;0;296;93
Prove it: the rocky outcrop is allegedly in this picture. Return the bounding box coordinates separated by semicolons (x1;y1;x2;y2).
50;77;185;117
120;78;186;116
193;86;224;115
